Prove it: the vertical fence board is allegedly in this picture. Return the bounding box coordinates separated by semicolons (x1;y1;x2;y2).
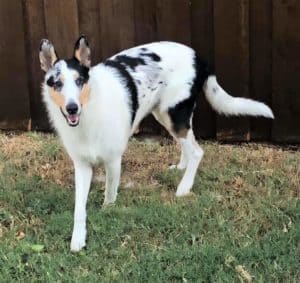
250;0;272;140
77;0;102;64
214;0;250;141
44;0;79;58
0;0;30;130
145;0;191;136
134;0;161;135
0;1;300;142
23;0;49;130
191;0;215;139
272;0;300;142
134;0;157;45
156;0;191;45
98;0;135;59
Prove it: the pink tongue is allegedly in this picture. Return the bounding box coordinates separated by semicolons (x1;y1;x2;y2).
69;115;78;123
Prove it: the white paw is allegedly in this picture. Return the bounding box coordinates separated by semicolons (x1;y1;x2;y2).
175;189;190;197
175;182;192;197
169;164;177;170
70;228;86;252
103;198;116;207
169;163;186;170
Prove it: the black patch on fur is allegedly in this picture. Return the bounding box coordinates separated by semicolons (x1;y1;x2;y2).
64;57;90;83
140;52;161;62
168;95;196;133
46;76;55;87
115;55;146;70
54;80;63;91
168;54;212;134
104;60;138;124
46;73;63;91
140;48;147;51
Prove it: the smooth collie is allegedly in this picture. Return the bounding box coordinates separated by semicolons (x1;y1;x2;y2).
39;36;274;251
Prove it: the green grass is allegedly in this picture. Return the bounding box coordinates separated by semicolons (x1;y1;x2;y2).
0;131;299;282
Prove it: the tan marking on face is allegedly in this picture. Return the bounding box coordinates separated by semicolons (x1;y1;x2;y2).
50;88;65;108
79;83;91;106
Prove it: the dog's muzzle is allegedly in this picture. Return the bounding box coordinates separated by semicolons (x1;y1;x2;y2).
61;103;80;127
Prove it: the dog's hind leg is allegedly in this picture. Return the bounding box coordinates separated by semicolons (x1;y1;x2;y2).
152;108;203;196
152;110;186;170
153;91;204;196
71;160;93;252
175;130;203;196
103;157;122;205
169;143;188;170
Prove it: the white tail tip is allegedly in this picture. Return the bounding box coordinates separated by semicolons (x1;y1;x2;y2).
204;76;275;119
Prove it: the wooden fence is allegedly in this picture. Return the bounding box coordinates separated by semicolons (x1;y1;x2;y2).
0;0;299;142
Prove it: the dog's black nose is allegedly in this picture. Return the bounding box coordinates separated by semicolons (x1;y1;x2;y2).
66;103;78;115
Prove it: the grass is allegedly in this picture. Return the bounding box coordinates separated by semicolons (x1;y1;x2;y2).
0;131;299;282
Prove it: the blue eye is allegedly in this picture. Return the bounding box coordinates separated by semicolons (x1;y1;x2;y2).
53;80;63;90
75;77;85;87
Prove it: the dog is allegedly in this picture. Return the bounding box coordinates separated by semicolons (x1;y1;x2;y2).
39;35;274;251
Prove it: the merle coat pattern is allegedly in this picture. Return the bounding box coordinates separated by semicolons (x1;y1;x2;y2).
39;36;274;251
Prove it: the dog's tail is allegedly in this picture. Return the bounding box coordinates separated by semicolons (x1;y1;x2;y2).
203;75;274;119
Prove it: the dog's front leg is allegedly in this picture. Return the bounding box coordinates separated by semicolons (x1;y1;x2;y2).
70;160;93;252
103;157;121;205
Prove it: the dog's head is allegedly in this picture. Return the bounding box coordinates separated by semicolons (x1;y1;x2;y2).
39;35;91;127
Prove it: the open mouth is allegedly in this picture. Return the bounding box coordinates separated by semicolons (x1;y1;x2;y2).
66;114;80;127
60;108;80;127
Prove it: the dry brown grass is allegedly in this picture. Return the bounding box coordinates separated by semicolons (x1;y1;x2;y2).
0;131;299;196
0;131;299;282
0;132;73;187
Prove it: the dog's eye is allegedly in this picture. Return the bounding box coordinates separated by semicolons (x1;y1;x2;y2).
53;80;63;90
46;76;55;87
75;77;85;87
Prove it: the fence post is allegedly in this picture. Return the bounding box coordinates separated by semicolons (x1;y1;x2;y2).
0;0;30;130
191;0;216;139
272;0;300;142
214;0;251;141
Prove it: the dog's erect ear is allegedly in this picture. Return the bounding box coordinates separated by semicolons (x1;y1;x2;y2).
74;35;91;68
39;39;58;72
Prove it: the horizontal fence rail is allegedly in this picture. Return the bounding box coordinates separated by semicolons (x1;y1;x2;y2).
0;0;299;142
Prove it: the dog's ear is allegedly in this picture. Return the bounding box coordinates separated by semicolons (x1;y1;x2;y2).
74;35;91;68
39;39;58;72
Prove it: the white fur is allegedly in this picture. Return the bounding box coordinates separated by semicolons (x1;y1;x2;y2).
204;76;274;118
41;41;274;251
175;130;204;196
